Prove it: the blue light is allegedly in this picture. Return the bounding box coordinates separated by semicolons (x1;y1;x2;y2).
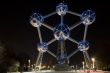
37;42;48;52
78;41;89;51
54;24;70;40
30;13;44;27
81;10;96;25
57;54;67;64
56;3;68;15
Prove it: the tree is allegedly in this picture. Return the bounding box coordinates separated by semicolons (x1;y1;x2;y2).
8;60;20;72
0;41;6;64
0;41;7;73
0;41;19;73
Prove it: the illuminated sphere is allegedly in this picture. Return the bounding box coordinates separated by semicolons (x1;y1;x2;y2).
78;41;89;51
54;24;70;40
56;3;68;15
37;42;48;52
81;10;96;25
30;13;44;27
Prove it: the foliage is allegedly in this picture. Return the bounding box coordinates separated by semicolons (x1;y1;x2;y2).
8;60;20;72
0;41;19;73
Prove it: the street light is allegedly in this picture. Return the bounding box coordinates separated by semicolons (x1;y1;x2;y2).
82;61;85;69
92;58;95;69
28;59;31;67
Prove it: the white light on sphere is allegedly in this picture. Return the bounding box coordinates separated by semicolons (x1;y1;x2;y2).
37;42;48;52
30;13;44;27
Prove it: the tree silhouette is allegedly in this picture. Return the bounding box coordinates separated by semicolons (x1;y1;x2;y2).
0;41;6;64
0;41;18;73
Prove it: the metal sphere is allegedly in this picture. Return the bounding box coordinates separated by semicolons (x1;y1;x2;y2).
56;3;68;15
54;24;70;40
81;10;96;25
37;42;48;52
78;41;89;51
30;13;44;27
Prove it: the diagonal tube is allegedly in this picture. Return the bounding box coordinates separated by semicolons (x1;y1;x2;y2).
84;51;91;62
37;27;42;43
36;52;42;66
47;38;56;45
47;50;57;58
42;23;54;31
83;51;91;68
67;11;81;17
67;49;79;59
68;37;79;45
69;21;82;30
43;12;56;19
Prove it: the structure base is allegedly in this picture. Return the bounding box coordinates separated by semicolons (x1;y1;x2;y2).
55;64;71;71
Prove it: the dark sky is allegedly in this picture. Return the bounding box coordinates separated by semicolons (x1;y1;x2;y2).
0;0;110;65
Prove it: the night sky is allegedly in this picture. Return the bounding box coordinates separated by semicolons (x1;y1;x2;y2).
0;0;110;66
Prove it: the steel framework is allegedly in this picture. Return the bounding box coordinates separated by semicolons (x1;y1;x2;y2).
30;3;96;70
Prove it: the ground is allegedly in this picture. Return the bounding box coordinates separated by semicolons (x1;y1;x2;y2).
7;70;110;73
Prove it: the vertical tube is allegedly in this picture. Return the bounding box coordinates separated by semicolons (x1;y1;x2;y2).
61;15;64;24
83;25;88;42
37;27;42;43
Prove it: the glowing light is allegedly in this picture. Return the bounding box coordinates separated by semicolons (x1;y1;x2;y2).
92;58;95;62
92;57;95;68
28;59;30;67
56;3;68;15
82;61;85;69
30;13;44;27
81;10;96;25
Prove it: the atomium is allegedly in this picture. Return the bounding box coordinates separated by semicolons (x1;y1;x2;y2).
30;2;96;70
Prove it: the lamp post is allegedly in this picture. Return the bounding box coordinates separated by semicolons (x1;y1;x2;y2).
28;59;30;67
28;59;31;71
92;58;95;69
82;61;85;69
